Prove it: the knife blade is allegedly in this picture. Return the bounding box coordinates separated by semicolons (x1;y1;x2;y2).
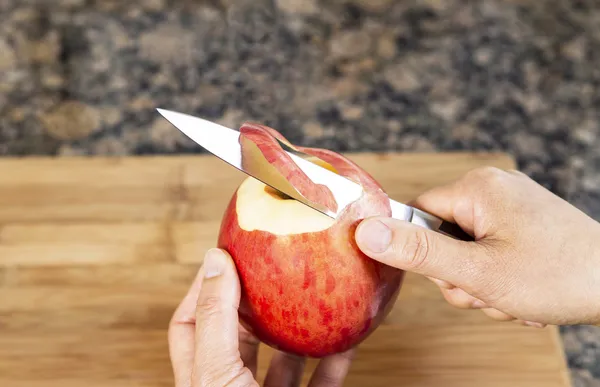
157;108;473;241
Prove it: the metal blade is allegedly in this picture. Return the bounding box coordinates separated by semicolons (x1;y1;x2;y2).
157;108;371;219
157;108;243;169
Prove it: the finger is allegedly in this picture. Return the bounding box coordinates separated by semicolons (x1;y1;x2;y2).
168;266;205;387
412;167;514;239
439;287;487;309
193;248;255;386
355;217;488;287
263;351;306;387
513;319;547;328
239;323;260;377
520;320;547;328
481;308;516;321
308;349;355;387
427;276;455;289
411;181;461;224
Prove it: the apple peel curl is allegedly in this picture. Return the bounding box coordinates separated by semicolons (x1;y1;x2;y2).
239;122;392;220
217;122;404;358
238;123;339;214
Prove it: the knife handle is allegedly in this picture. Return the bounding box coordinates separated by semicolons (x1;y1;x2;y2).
410;208;474;241
437;219;474;241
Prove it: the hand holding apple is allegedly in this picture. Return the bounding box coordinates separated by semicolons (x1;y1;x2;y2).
217;122;405;358
168;248;354;387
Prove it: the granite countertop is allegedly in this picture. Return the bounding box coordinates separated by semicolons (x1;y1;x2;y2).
1;0;600;385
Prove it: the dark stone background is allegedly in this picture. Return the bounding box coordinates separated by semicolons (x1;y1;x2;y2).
1;0;600;385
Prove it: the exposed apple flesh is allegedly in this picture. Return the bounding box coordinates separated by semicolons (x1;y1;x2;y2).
217;123;405;358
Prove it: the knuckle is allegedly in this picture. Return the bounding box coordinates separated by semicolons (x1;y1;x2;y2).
224;367;257;387
313;372;342;387
464;167;512;220
478;166;505;177
193;360;254;387
469;166;507;188
508;169;526;177
396;230;432;270
196;295;223;318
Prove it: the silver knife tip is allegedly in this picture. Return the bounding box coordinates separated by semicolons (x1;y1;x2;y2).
156;108;182;123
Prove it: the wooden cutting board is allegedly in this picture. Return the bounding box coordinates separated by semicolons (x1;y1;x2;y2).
0;153;571;387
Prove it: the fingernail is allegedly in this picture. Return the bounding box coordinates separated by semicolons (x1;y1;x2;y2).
203;249;226;278
524;321;545;328
428;276;455;289
357;219;392;253
471;299;486;309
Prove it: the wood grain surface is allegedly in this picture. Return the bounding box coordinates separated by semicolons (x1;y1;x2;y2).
0;153;572;387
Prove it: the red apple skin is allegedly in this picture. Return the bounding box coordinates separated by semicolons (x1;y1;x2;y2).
217;123;405;358
238;123;339;213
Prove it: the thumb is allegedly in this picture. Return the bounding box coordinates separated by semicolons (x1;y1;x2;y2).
193;248;250;386
355;217;485;286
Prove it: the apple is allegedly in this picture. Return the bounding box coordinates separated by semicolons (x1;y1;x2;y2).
217;122;405;358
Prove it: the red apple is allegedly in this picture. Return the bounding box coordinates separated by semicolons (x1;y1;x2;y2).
217;123;405;358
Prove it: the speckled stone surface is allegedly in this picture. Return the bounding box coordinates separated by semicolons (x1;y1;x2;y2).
1;0;600;384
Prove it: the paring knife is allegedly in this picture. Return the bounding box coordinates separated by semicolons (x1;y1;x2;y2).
156;108;473;241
